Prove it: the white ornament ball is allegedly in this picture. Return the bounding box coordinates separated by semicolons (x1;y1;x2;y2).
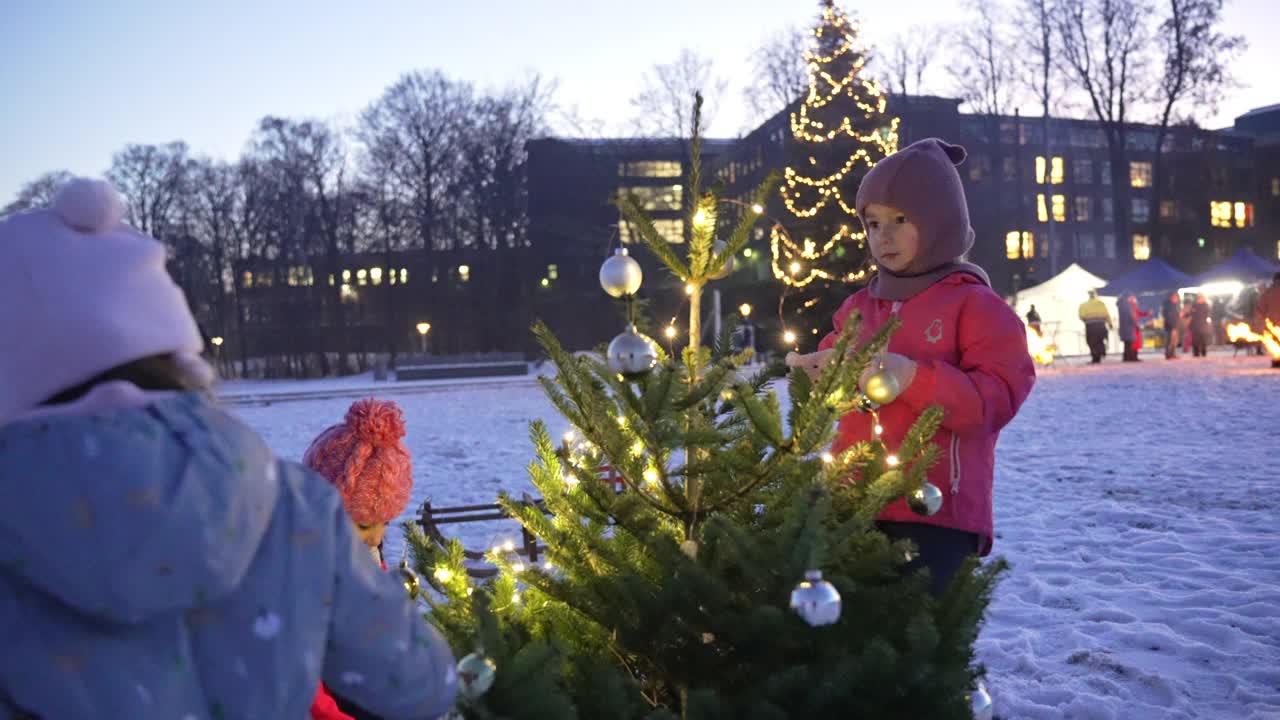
788;570;842;627
710;240;735;280
607;325;659;379
599;248;643;298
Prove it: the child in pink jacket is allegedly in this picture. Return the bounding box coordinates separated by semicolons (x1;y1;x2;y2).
787;138;1036;595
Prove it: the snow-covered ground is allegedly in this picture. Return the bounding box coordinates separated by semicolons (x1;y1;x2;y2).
227;350;1280;719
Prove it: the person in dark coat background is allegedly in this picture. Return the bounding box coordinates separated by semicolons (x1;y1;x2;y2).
1189;293;1212;357
1025;305;1042;333
1162;291;1181;359
1117;293;1150;362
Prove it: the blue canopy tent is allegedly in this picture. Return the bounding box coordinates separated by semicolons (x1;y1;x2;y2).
1191;248;1280;286
1097;257;1194;297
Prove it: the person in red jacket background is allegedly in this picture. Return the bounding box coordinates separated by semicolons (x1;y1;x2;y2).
787;138;1036;596
304;398;417;720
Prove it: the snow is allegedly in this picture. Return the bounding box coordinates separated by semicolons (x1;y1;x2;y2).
226;350;1280;718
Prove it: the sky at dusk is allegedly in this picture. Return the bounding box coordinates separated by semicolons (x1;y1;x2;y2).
2;0;1277;203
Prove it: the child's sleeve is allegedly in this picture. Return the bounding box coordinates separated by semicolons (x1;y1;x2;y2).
896;290;1036;436
817;294;859;352
321;510;457;719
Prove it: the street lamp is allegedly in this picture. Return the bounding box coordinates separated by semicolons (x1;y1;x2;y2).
738;303;752;318
416;322;431;354
210;336;224;347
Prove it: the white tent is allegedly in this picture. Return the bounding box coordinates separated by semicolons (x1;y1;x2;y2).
1010;264;1121;357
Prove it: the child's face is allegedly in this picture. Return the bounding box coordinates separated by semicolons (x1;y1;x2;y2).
354;521;388;548
863;203;921;274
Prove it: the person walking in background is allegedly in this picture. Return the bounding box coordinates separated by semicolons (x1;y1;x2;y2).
1162;291;1181;359
1189;293;1212;357
1025;304;1042;333
1117;293;1150;362
1079;290;1112;364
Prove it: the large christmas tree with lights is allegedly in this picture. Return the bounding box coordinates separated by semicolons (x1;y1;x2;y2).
776;0;900;338
407;97;998;720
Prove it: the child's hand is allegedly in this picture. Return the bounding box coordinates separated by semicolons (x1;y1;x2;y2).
785;349;836;381
859;352;917;398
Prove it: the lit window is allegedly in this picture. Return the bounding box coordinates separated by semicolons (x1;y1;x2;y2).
1052;195;1066;222
400;268;408;285
1159;201;1177;220
1036;156;1063;184
547;264;559;280
242;271;254;289
1132;198;1150;223
1233;202;1253;228
370;267;383;286
342;269;352;283
618;161;682;177
620;218;685;245
1210;201;1232;228
622;185;682;212
1275;240;1280;260
1075;196;1092;222
1130;161;1152;188
1022;231;1035;258
458;265;471;282
1272;178;1280;197
389;269;396;285
1037;194;1048;222
1051;157;1064;184
328;274;335;286
1005;231;1021;259
357;269;368;286
1035;156;1046;184
1132;234;1151;260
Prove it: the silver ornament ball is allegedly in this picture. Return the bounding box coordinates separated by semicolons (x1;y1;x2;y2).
969;680;994;720
599;248;643;298
456;652;497;699
908;481;944;516
607;325;659;379
397;558;422;599
789;570;842;627
709;240;735;280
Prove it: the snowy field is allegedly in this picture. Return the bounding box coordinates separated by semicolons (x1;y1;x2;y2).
227;350;1280;719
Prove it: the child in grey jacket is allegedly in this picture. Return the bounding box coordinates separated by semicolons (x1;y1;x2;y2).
0;178;457;719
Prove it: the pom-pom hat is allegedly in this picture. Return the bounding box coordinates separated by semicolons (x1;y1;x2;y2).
303;399;413;525
0;178;204;424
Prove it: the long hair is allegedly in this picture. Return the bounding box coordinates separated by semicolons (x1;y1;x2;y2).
42;353;213;406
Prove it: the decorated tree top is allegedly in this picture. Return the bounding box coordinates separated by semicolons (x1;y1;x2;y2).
776;0;899;292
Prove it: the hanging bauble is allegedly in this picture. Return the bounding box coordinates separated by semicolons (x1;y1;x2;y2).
908;481;944;516
456;653;497;699
599;248;643;298
969;680;994;720
709;240;735;280
863;368;902;405
788;570;842;627
397;558;422;599
607;324;659;379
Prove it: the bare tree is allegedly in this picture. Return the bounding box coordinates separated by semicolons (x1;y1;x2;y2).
1149;0;1244;240
2;170;72;215
950;0;1017;115
1056;0;1154;247
107;142;192;239
1017;0;1062;271
883;26;945;97
629;49;729;137
744;27;810;122
359;71;472;253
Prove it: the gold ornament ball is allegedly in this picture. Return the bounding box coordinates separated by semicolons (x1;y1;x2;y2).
863;369;902;405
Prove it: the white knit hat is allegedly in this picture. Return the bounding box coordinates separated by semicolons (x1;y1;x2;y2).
0;178;204;423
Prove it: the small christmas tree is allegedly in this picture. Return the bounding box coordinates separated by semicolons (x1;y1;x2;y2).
777;0;900;340
409;96;1002;719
